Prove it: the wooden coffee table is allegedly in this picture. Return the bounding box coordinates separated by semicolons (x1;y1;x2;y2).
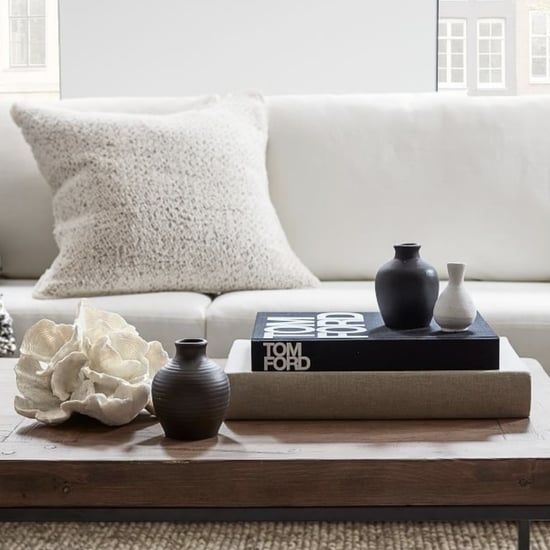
2;357;550;549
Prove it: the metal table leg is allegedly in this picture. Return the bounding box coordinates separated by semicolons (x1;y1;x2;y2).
518;520;530;550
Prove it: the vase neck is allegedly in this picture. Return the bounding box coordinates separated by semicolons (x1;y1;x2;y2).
394;243;421;261
447;263;466;285
175;338;207;363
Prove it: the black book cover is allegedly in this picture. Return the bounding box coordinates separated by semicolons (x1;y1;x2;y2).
251;312;499;372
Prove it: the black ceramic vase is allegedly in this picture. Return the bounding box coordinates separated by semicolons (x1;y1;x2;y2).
152;338;230;441
375;243;439;330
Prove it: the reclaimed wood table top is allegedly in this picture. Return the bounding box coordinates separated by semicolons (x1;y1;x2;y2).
2;357;550;508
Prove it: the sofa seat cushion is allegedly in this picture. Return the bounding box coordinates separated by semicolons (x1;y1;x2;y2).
1;280;211;354
206;281;550;369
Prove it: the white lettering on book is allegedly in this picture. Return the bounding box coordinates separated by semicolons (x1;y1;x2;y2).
263;342;311;371
316;312;368;338
262;316;315;339
262;313;368;339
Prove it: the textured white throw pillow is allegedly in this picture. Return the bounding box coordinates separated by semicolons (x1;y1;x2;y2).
11;95;319;298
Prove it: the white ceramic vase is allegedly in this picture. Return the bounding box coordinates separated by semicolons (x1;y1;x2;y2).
434;263;476;332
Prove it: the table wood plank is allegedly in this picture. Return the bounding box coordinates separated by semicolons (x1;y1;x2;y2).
2;458;550;507
2;357;550;507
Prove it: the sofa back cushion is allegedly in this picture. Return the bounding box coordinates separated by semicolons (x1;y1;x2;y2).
2;93;550;281
267;93;550;281
0;100;57;278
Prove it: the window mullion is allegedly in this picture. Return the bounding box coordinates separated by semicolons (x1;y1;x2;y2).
27;16;31;65
447;39;451;84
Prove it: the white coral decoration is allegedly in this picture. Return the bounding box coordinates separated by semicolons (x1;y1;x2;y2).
14;300;169;426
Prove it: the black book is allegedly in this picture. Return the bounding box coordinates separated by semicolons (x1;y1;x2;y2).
251;312;499;372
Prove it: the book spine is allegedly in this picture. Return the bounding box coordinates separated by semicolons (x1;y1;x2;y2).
226;371;531;420
251;338;500;372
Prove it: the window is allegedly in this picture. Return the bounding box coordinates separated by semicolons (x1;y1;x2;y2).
530;11;550;83
438;19;467;89
477;18;505;89
9;0;46;67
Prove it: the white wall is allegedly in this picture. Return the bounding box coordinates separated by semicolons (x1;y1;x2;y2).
59;0;437;98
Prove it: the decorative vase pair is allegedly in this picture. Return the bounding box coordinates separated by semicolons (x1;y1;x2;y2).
153;243;475;442
152;338;230;441
375;243;476;332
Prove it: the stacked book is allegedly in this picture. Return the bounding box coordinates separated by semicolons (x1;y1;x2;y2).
224;312;531;420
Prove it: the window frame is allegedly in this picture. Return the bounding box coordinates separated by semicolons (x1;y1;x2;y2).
8;0;47;69
529;10;550;84
438;18;467;90
476;17;506;90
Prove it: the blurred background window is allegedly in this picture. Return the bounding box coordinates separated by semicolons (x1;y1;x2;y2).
439;18;467;89
439;0;550;95
0;0;58;100
9;0;46;67
3;1;550;101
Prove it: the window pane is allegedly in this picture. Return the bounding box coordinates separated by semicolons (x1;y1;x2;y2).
491;39;502;53
479;69;490;83
438;22;446;38
451;39;463;53
491;54;502;69
29;17;45;65
29;0;45;16
479;22;491;37
452;53;464;68
451;69;463;83
438;53;447;69
532;13;547;35
532;37;547;56
438;68;447;84
492;69;503;83
532;57;547;77
491;21;503;37
479;54;490;69
438;38;447;53
451;22;463;37
479;39;490;54
9;18;28;65
10;0;28;16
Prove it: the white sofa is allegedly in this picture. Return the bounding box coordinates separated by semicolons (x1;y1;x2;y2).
2;94;550;367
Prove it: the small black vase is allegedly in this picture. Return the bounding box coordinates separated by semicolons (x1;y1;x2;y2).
375;243;439;330
152;338;230;441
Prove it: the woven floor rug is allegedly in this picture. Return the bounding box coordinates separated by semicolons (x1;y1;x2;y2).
1;522;550;550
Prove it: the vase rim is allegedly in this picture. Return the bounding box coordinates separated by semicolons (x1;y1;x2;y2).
175;338;207;347
395;242;420;248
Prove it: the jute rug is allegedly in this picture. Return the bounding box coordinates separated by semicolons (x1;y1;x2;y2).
1;522;550;550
